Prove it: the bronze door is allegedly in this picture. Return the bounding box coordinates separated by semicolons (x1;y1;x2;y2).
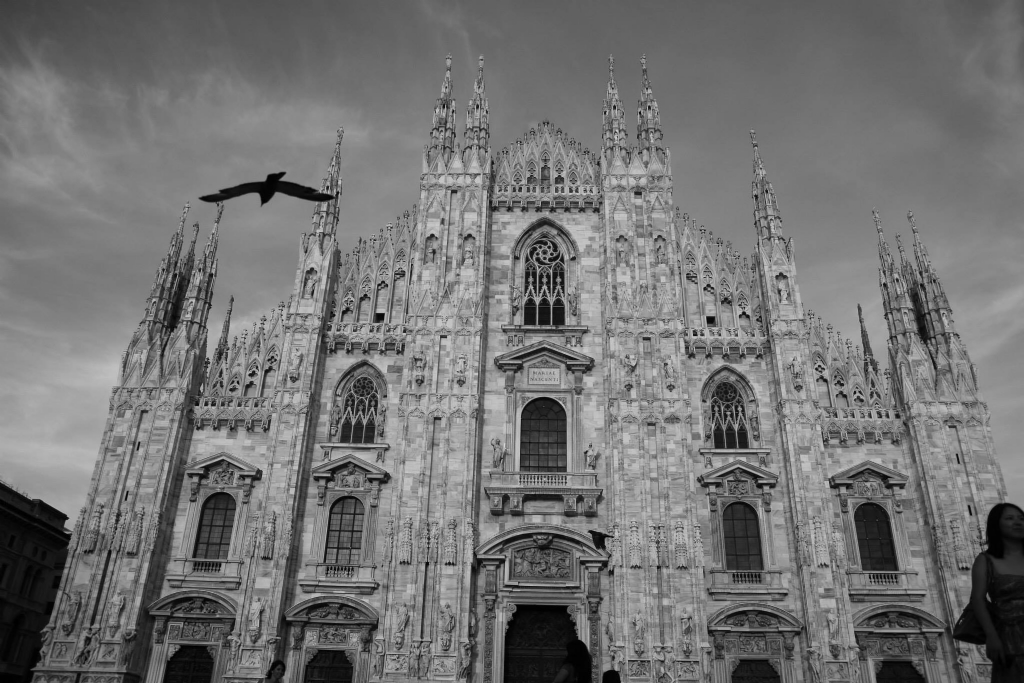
504;605;577;683
731;659;781;683
875;660;926;683
164;645;214;683
305;649;354;683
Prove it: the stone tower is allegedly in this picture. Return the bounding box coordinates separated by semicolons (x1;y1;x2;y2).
34;55;1005;683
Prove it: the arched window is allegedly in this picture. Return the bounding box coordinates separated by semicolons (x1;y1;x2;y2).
336;375;380;444
324;497;365;565
193;493;236;560
854;503;898;571
523;239;567;326
722;502;763;571
520;398;567;472
709;382;750;449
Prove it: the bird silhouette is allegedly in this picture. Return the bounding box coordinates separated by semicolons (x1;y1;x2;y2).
588;530;613;552
199;172;337;206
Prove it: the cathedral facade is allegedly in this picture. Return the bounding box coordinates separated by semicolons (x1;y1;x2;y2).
33;55;1006;683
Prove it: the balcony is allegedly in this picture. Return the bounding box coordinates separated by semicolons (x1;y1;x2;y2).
166;558;244;590
298;564;378;595
707;569;787;601
485;471;602;517
847;570;925;602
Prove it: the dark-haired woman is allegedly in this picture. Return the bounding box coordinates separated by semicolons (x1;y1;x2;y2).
264;659;286;683
551;639;592;683
971;502;1024;682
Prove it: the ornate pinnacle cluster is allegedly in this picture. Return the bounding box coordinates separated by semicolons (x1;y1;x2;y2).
750;130;782;239
463;55;489;163
602;55;629;152
427;54;458;166
312;128;344;234
636;54;664;160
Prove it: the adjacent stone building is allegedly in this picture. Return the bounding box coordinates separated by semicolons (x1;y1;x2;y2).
0;480;70;683
33;55;1005;683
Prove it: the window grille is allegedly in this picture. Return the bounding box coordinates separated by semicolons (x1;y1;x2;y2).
324;497;365;565
854;503;898;571
520;398;568;472
723;502;764;571
193;493;236;560
523;239;567;326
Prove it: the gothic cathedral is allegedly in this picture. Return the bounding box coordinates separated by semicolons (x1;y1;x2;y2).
34;55;1006;683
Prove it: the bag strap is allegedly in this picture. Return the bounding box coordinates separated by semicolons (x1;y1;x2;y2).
984;552;995;592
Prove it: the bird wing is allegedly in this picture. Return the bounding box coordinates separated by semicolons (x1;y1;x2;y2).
199;182;264;202
275;180;336;202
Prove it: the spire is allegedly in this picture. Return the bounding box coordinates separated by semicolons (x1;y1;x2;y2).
602;55;629;153
215;295;234;364
906;210;954;341
313;128;344;234
463;55;489;162
750;130;781;239
636;54;664;160
427;54;457;166
874;208;920;345
858;303;879;374
205;202;223;261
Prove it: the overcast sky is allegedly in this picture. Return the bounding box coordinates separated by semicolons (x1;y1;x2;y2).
1;1;1021;526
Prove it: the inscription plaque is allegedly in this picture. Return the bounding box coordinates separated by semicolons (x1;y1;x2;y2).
528;368;560;385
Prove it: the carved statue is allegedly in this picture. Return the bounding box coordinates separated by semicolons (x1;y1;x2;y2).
83;503;103;553
777;275;791;303
457;641;472;680
287;349;303;383
454;354;468;376
567;287;578;317
107;592;126;637
227;632;242;672
807;647;823;683
439;603;456;651
73;626;99;666
39;626;53;658
632;610;646;656
617;241;630;266
490;438;506;469
956;648;975;683
303;269;319;298
248;597;264;643
463;246;475;266
260;512;277;560
373;640;385;677
62;591;82;635
393;603;410;649
826;609;840;645
622;354;638;373
121;628;136;666
584;443;599;470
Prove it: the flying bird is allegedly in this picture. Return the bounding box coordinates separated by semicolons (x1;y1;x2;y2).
588;530;614;552
199;172;337;206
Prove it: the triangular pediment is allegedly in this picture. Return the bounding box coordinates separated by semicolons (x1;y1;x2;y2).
698;461;778;488
829;461;908;489
311;453;390;485
185;452;262;482
494;340;594;373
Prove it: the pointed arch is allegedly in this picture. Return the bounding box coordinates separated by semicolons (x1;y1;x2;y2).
510;219;580;328
261;347;279;396
702;368;758;449
331;362;387;444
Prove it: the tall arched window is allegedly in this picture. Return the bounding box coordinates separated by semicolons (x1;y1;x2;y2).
523;239;567;326
854;503;898;571
336;375;380;444
709;382;750;449
325;497;365;565
193;493;236;560
723;502;763;571
520;398;567;472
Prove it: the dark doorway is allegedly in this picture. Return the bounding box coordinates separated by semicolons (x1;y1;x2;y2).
875;660;926;683
164;645;215;683
305;649;354;683
504;605;578;683
731;659;781;683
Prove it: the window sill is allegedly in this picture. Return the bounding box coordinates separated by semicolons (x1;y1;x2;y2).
166;558;243;590
485;471;602;517
846;570;925;602
707;569;787;601
699;448;771;467
298;564;378;594
319;442;390;463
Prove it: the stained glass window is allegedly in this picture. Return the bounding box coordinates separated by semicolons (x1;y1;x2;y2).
709;382;750;449
523;239;567;326
337;376;380;444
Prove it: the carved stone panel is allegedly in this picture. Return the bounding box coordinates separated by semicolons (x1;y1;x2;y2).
510;547;572;579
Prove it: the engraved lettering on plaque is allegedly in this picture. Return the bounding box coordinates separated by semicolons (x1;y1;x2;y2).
528;368;561;385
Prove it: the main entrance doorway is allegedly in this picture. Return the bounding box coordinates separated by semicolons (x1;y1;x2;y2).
504;605;577;683
305;649;354;683
731;659;781;683
875;660;926;683
164;645;214;683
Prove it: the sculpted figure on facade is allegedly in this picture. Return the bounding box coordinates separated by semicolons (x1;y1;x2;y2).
62;591;82;636
490;437;506;469
248;597;264;643
287;348;303;383
632;610;646;656
584;443;599;470
439;603;456;651
393;602;410;649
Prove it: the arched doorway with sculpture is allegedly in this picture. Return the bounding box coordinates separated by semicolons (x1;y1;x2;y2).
851;606;945;683
705;603;802;683
146;591;238;683
475;525;607;683
284;596;378;683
